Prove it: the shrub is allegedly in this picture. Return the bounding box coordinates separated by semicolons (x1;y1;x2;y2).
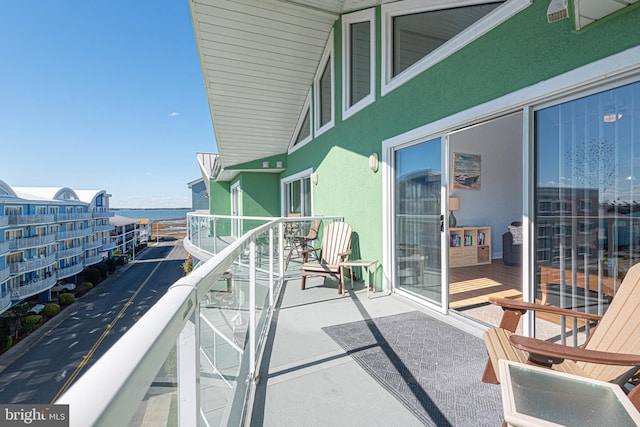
2;336;12;352
43;304;60;318
59;293;75;306
105;258;117;273
23;315;43;332
113;249;123;255
84;268;101;285
182;255;193;275
82;282;93;290
95;263;108;280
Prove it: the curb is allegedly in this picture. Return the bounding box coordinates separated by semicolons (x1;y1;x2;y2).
0;256;140;374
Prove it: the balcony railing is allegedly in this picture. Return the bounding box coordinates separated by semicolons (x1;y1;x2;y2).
100;240;117;251
57;246;84;260
84;254;104;266
93;208;114;218
0;240;9;255
57;228;92;241
8;234;56;251
0;293;11;314
84;240;102;250
59;215;339;426
93;224;115;233
10;274;57;300
0;266;10;284
9;253;56;275
0;216;8;228
56;212;93;221
57;263;84;280
7;213;55;226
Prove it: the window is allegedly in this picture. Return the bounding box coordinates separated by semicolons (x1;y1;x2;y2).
289;89;312;153
381;0;529;95
342;9;375;119
282;170;313;217
314;31;334;136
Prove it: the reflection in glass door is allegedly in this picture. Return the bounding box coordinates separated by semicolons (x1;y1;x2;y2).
394;137;443;305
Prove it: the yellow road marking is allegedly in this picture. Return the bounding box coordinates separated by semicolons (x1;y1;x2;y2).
50;261;163;403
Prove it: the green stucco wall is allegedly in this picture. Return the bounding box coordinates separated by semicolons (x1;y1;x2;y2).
209;179;230;216
238;173;281;217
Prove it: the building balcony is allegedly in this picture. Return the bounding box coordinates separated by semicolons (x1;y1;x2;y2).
93;208;114;218
9;253;56;275
0;216;8;228
10;274;57;300
57;246;84;260
100;240;117;251
0;240;9;255
84;254;104;266
8;234;56;251
55;212;93;221
56;263;84;280
93;224;115;233
84;240;102;250
57;228;92;241
0;293;11;315
0;266;9;284
7;213;55;226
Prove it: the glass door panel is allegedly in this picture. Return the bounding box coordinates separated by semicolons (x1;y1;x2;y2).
394;137;443;305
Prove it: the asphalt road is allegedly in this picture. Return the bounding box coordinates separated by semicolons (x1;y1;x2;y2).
0;240;188;404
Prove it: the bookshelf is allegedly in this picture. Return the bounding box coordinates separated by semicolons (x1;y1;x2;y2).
449;226;492;267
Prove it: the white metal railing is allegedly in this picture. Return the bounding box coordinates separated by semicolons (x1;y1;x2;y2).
8;234;56;251
11;274;57;299
58;215;341;427
0;266;10;284
7;213;55;225
100;239;117;251
84;254;104;266
57;228;92;240
84;240;102;250
57;263;84;279
9;253;56;274
56;212;93;221
57;246;84;260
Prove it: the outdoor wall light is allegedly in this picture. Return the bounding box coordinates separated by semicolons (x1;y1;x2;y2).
369;153;379;172
276;161;283;168
311;172;318;185
262;161;269;168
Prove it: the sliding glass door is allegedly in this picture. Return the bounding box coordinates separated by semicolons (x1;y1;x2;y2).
394;137;444;306
535;80;640;342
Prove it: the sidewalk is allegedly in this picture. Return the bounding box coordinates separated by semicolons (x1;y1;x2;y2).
0;256;139;373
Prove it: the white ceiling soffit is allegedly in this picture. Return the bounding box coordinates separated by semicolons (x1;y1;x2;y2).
190;0;389;169
574;0;638;29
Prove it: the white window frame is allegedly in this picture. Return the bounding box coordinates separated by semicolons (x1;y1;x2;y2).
288;89;313;154
382;44;640;336
342;8;376;120
314;31;335;137
281;168;314;217
381;0;531;96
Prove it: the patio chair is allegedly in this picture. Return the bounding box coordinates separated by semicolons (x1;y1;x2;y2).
300;221;352;295
482;262;640;409
287;219;321;262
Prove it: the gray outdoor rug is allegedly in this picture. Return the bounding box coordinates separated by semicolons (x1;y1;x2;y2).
322;311;503;427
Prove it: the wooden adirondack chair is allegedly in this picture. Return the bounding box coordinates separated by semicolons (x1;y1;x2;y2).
482;262;640;409
300;221;352;295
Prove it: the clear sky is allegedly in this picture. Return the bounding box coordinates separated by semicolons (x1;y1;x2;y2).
0;1;216;208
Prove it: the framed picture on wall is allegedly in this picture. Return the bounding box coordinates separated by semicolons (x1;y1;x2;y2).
453;153;481;190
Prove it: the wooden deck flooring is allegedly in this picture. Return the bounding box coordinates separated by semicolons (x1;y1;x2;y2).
449;260;522;309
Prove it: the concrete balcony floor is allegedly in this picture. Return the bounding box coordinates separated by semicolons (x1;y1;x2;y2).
249;273;499;426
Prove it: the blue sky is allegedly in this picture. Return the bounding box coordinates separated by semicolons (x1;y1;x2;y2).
0;1;216;208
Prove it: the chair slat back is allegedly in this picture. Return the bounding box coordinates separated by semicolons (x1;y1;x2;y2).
578;263;640;380
320;222;352;265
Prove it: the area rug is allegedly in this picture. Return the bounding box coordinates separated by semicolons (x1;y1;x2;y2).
322;311;503;427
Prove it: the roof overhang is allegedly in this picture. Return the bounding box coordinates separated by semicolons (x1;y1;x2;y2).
574;0;638;29
189;0;392;169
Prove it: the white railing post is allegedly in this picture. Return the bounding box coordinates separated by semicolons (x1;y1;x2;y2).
269;227;274;307
249;239;256;377
213;218;218;254
178;310;199;427
278;221;284;278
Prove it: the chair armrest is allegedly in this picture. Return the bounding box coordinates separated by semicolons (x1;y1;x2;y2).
509;335;640;366
338;249;352;258
489;297;603;322
300;247;321;262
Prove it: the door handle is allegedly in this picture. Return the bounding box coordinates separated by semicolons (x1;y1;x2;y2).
440;214;444;232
